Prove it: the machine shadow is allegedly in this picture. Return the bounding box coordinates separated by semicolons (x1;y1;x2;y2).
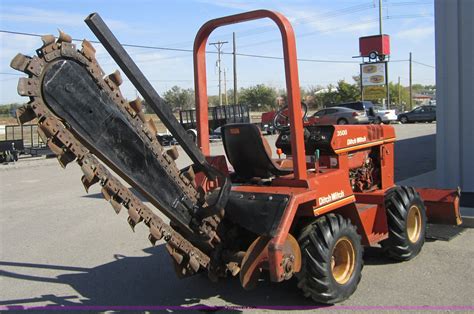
0;245;326;309
82;187;147;201
394;133;435;182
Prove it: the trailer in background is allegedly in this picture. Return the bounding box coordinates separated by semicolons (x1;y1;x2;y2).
159;104;251;145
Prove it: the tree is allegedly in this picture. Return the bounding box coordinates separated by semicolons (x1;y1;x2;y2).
162;86;195;111
336;80;360;103
388;82;410;110
304;85;325;109
238;84;278;111
208;95;220;106
0;103;23;116
313;84;339;108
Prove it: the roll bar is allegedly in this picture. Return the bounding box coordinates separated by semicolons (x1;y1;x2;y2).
193;10;307;180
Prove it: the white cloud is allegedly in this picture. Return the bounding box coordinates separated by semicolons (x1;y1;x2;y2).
0;6;129;30
196;0;258;11
396;26;433;40
282;6;375;36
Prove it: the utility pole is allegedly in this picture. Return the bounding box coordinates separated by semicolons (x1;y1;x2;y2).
409;52;413;110
398;76;401;108
223;68;228;105
233;32;238;105
378;0;383;35
209;41;228;106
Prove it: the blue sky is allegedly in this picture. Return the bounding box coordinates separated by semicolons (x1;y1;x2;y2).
0;0;435;104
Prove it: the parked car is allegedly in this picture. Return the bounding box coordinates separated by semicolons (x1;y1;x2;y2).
373;105;398;124
310;107;370;125
337;101;376;122
398;105;436;123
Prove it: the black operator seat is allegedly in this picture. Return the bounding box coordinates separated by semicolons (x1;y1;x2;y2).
221;123;293;179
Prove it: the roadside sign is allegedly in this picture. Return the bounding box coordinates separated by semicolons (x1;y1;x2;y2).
361;62;386;86
363;86;386;100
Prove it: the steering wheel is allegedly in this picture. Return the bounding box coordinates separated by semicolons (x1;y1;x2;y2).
272;102;308;131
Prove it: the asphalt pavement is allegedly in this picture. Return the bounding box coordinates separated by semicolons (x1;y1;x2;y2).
1;123;473;310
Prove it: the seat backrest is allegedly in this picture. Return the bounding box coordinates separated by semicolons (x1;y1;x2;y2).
221;123;291;179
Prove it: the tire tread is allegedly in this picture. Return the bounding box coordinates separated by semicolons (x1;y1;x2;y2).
296;214;363;304
382;186;427;261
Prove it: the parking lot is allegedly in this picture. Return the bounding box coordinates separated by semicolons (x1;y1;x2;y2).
1;123;473;310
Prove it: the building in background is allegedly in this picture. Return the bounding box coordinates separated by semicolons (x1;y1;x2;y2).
435;0;473;197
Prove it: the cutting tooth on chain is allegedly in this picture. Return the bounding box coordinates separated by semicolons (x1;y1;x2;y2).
181;167;196;187
101;186;113;201
127;201;143;230
146;118;158;135
41;34;56;47
129;98;146;122
81;39;96;60
10;53;31;73
57;29;72;43
150;222;164;240
166;146;179;161
17;77;39;97
166;244;185;264
148;234;158;246
81;175;99;192
80;162;96;182
57;150;76;168
110;197;122;214
16;104;37;124
107;70;123;87
46;138;64;156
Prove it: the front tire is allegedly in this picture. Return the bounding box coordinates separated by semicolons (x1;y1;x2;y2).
381;186;427;261
296;214;363;304
399;116;408;124
337;118;348;125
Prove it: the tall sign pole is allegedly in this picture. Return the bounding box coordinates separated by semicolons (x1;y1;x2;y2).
379;0;383;35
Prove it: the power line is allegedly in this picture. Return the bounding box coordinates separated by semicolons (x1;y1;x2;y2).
153;2;378;49
412;60;435;68
0;72;23;76
0;29;428;68
233;52;359;63
0;30;197;53
237;13;433;50
232;3;377;39
0;29;361;64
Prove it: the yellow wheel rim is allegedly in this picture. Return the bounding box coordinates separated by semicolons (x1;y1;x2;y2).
407;205;422;243
331;236;356;285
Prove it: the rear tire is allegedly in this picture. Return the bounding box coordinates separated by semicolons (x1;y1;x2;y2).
381;186;427;261
337;118;348;125
400;116;408;124
296;214;363;304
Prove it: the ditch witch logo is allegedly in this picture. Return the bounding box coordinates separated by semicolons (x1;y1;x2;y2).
347;136;367;145
318;190;345;206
